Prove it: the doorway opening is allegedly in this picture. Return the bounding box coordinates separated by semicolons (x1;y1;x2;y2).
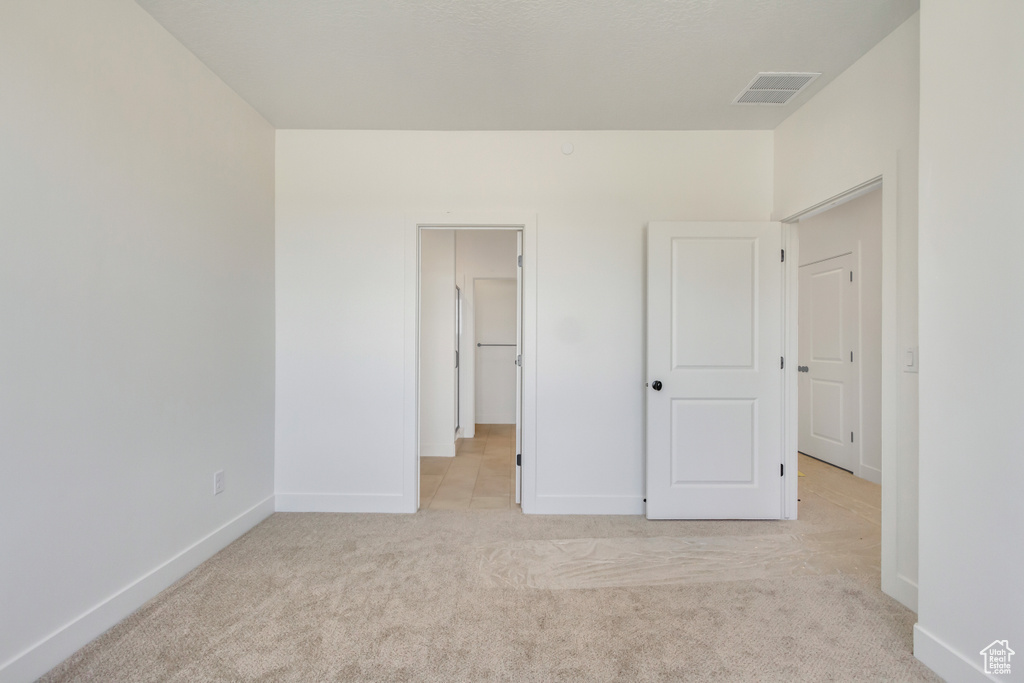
795;186;883;484
790;185;886;596
782;171;916;611
418;228;523;511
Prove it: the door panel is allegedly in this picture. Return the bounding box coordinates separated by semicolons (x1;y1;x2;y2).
671;399;755;483
811;268;845;361
671;238;756;368
647;222;784;520
810;379;843;443
798;253;858;472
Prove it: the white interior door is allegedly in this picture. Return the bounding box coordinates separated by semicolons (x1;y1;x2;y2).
515;231;523;504
646;222;785;520
798;253;859;472
419;229;456;459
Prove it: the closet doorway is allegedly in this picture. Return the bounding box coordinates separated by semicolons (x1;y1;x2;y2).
418;228;523;510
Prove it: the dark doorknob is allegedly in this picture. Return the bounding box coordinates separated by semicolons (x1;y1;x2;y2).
651;380;663;391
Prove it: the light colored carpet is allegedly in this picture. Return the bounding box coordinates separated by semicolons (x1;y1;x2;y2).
40;459;941;682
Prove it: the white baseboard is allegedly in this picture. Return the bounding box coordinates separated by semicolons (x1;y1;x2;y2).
530;494;645;515
275;493;411;513
914;623;991;683
475;417;515;426
859;463;882;485
882;570;919;612
0;495;275;683
419;442;455;458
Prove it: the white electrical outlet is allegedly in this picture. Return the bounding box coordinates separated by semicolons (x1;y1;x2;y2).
214;470;224;495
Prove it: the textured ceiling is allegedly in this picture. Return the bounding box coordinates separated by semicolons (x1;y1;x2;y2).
135;0;919;130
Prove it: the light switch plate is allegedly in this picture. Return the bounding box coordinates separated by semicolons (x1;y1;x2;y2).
904;346;919;373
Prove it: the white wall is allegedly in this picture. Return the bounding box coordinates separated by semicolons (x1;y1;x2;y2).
774;13;920;609
0;1;276;680
914;2;1024;680
419;230;456;457
455;230;519;434
474;278;518;424
798;189;883;481
276;130;773;514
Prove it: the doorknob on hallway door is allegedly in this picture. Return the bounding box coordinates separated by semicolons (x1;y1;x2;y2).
651;380;662;391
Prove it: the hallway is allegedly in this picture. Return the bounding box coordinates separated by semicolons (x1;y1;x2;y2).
420;424;518;510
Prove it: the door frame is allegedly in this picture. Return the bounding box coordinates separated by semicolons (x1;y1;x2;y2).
404;213;538;513
454;283;461;436
780;160;916;610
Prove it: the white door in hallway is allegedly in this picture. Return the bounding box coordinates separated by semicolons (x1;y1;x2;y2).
646;222;785;519
798;253;859;472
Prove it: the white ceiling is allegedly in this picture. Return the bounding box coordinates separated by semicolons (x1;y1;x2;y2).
135;0;918;130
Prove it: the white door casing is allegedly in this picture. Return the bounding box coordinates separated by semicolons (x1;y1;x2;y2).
408;215;537;515
455;285;461;435
646;222;786;520
515;231;523;504
778;169;915;611
798;253;859;472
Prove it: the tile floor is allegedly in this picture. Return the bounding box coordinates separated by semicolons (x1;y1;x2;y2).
420;423;519;510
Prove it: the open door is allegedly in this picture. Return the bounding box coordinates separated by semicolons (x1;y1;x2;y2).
797;253;859;472
646;221;786;519
515;231;523;505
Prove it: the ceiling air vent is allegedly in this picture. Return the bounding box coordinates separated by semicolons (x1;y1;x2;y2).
733;72;820;106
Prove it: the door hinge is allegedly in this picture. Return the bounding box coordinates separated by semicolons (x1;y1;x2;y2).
850;271;853;282
516;354;522;367
781;356;785;369
781;463;785;477
516;453;521;466
781;249;785;262
850;351;853;363
518;255;522;267
455;350;459;368
851;432;855;443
